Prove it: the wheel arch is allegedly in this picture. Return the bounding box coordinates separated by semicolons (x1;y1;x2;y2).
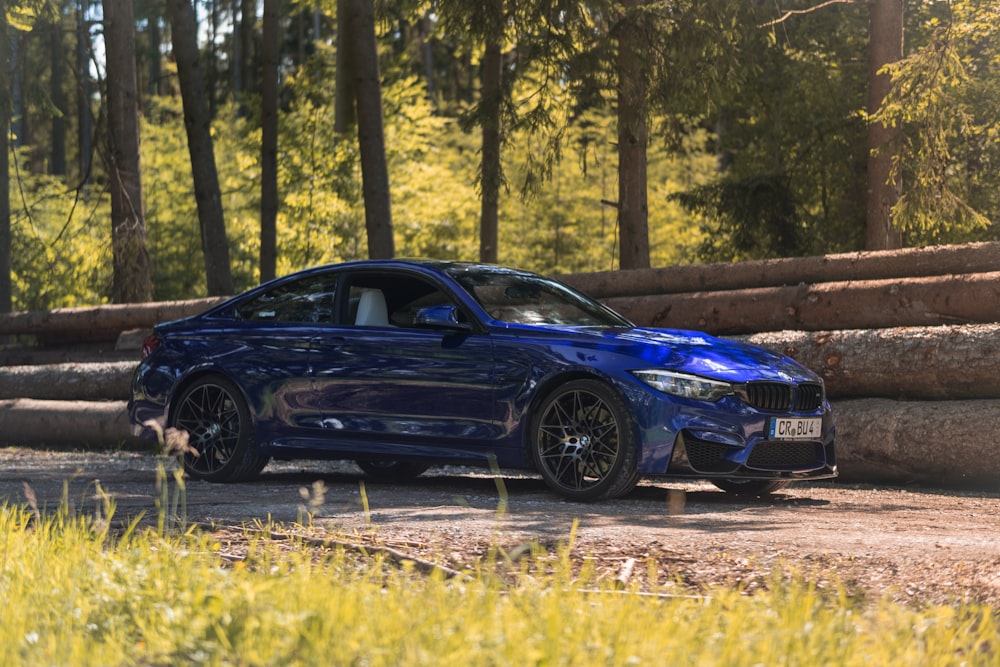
166;367;255;429
520;369;637;467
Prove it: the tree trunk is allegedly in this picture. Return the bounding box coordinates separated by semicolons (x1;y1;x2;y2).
260;0;279;282
333;0;357;134
0;362;135;400
616;0;650;270
865;0;904;250
50;16;67;177
604;271;1000;335
346;0;394;259
0;297;225;338
166;0;235;297
479;37;502;264
0;399;134;447
738;324;1000;400
560;241;1000;299
833;398;1000;488
102;0;153;303
76;0;93;182
0;8;11;315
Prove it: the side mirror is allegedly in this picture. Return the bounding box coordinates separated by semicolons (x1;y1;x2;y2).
414;305;473;331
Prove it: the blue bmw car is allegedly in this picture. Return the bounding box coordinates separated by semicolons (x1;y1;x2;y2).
129;260;836;501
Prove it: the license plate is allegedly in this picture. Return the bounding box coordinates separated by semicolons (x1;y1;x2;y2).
768;417;822;441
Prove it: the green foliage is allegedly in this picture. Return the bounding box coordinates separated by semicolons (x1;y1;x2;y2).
876;1;1000;244
8;156;110;309
1;502;998;665
672;0;871;261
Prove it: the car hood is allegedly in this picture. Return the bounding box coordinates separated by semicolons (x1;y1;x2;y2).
541;326;819;384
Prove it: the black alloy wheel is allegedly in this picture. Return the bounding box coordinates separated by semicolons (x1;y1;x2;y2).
170;376;268;482
532;379;639;501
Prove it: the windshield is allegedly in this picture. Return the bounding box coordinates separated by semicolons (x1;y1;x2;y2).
448;267;632;327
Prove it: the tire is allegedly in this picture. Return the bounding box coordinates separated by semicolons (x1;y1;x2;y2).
356;460;429;482
531;379;639;502
170;375;268;482
711;479;788;496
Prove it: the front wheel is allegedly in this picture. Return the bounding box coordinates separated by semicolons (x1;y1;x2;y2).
711;479;788;496
531;379;639;502
170;376;268;482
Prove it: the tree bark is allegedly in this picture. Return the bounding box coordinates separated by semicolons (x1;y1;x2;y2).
50;16;67;177
0;362;135;400
0;297;225;338
76;0;93;182
102;0;153;303
616;0;650;270
0;399;135;447
559;241;1000;299
737;324;1000;400
260;0;279;282
604;271;1000;335
334;0;356;134
346;0;394;259
865;0;904;250
479;37;502;264
0;8;11;315
833;398;1000;488
166;0;235;297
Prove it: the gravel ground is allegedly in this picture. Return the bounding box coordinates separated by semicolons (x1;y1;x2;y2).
2;447;999;607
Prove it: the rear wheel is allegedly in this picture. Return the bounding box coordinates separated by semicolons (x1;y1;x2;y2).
170;376;268;482
356;460;429;481
531;379;639;501
711;479;788;496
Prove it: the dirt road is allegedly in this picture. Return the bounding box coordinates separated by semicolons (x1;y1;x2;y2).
2;447;998;606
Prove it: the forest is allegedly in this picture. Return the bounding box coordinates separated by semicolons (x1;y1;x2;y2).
1;0;998;311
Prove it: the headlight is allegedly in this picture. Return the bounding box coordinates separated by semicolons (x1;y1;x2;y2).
632;370;733;402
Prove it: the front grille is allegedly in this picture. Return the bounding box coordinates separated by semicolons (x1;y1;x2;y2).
794;383;824;411
744;382;792;411
742;381;824;413
747;441;824;470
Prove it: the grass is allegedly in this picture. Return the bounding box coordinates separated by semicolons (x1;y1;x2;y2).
0;494;996;667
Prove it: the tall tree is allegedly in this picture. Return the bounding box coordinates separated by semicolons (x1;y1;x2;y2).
615;0;650;270
344;0;393;259
76;0;93;182
49;9;67;176
102;0;152;302
479;31;503;264
260;0;278;281
866;0;903;249
1;9;12;314
166;0;235;295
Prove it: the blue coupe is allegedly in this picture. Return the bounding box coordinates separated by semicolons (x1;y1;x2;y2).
129;260;836;501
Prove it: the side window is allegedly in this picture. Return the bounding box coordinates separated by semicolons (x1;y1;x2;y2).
346;274;468;328
235;275;337;323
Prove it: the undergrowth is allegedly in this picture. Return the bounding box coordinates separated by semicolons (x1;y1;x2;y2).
0;495;996;666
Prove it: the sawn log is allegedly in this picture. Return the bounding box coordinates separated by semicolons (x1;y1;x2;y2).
735;324;1000;400
605;272;1000;335
560;241;1000;298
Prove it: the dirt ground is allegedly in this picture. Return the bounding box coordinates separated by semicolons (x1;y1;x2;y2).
2;447;999;607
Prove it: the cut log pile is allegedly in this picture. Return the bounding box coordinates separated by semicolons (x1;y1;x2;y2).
1;242;998;489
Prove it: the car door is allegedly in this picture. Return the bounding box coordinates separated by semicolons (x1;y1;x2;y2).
226;272;339;446
310;270;501;460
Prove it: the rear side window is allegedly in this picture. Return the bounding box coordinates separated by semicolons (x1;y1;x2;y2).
235;275;338;323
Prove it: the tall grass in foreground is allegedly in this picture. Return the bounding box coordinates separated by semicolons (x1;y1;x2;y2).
0;505;995;666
